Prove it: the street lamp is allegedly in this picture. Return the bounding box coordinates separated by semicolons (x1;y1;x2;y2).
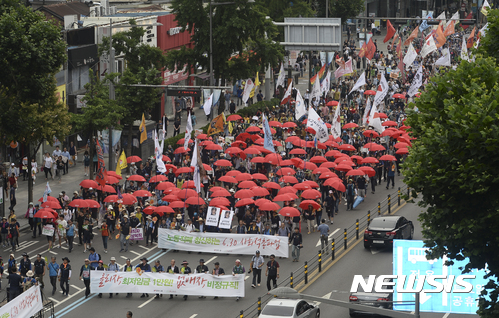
209;0;255;86
106;19;162;170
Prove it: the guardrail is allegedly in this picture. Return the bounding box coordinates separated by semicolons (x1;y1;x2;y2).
235;185;410;318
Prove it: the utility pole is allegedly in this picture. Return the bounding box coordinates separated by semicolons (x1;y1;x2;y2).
108;19;115;171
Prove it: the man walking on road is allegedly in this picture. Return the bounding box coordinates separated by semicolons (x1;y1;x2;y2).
317;219;330;253
58;257;71;296
79;259;91;298
108;257;120;298
33;254;46;289
265;254;279;291
167;259;180;300
47;257;59;295
386;161;396;189
249;250;264;288
120;215;131;252
289;228;303;262
232;259;245;301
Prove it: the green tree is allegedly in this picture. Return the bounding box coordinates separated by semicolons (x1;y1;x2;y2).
166;0;284;84
403;56;499;317
478;9;499;63
313;0;364;24
72;72;124;179
0;0;69;203
100;20;165;159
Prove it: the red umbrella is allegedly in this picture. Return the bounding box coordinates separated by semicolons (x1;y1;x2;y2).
255;198;271;207
209;186;226;192
392;93;405;99
155;182;176;190
206;144;223;151
359;166;376;177
394;142;410;149
279;176;298;184
164;187;181;195
364;143;386;151
338;144;356;151
169;201;186;209
219;176;237;183
38;196;58;203
126;156;142;164
149;175;167;183
265;153;282;165
335;163;353;172
262;182;281;190
226;170;241;177
196;134;208;140
364;90;376;95
293;183;311;191
211;189;231;197
260;202;281;211
382;120;398;127
235;173;253;182
363;130;379;138
346;169;367;176
326;100;339;106
273;194;294;202
299;200;321;210
164;164;177;172
374;112;388;119
321;162;336;169
310;156;327;164
162;194;180;202
244;147;261;155
177;138;194;145
162;155;172;162
174;147;190;154
251;173;268;181
104;194;137;205
361;157;379;164
278;186;298;195
182;181;204;189
107;171;123;180
128;175;146;182
185;197;206;205
396;148;409;155
238;181;257;189
289;149;306;155
34;209;57;219
227;114;243;121
325;150;339;157
379;155;397;161
246;126;262;133
214;159;232;167
313;167;330;175
235;198;255;208
133;190;153;197
232;141;247;148
268;121;283;127
276;167;295;176
178;189;198;199
85;199;101;208
319;171;337;179
282;122;297;128
41;201;61;209
301;189;321;199
298;162;317;171
250;157;266;163
351;155;364;162
250;187;270;196
343;123;359;129
279;207;300;217
279;160;294;166
325;178;346;192
235;189;254;199
68;199;89;208
210;197;231;206
155;206;175;214
80;179;98;189
175;167;193;176
106;176;120;184
96;185;117;193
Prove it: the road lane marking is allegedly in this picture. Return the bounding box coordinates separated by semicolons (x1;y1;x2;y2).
442;313;450;318
56;294;98;317
49;251;58;255
121;256;128;260
48;297;60;304
138;296;157;308
313;292;332;306
138;245;149;250
204;256;217;265
189;315;198;318
245;275;250;280
71;284;83;291
130;250;141;256
315;228;340;247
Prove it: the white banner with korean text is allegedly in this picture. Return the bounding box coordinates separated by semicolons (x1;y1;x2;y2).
158;229;288;257
0;286;43;318
90;271;244;297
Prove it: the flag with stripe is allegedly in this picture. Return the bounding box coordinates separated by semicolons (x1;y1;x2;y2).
95;139;108;187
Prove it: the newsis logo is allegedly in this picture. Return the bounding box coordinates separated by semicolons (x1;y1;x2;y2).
350;275;477;294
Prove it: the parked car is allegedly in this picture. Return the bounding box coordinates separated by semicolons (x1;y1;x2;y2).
260;298;320;318
364;215;414;249
349;277;393;316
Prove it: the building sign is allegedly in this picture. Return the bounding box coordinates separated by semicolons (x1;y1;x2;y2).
169;26;183;36
167;89;201;97
76;95;87;108
162;65;189;86
68;44;98;69
56;84;66;105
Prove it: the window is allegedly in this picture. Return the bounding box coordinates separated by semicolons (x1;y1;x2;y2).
261;305;294;317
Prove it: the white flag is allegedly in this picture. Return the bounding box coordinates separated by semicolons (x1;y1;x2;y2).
203;93;214;116
479;23;489;38
159;116;166;152
242;79;255;104
320;70;331;95
295;89;307;120
461;36;469;62
403;44;418;70
331;103;342;140
276;63;285;88
184;112;193;150
307;107;329;143
373;72;389;109
349;71;366;95
434;49;451;67
334;58;353;78
408;66;423;97
154;131;167;173
280;80;293;105
482;0;491;16
310;75;321;103
262;113;275;153
362;97;371;126
368;102;385;134
421;36;437;58
190;139;201;193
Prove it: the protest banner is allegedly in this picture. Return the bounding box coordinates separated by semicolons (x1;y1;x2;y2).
130;228;143;241
158;229;289;257
205;207;220;227
42;225;54;236
90;271;244;297
0;286;43;318
218;210;234;229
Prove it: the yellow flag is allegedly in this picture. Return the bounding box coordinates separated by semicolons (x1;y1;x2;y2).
254;72;261;87
249;86;256;98
116;150;127;176
228;120;233;134
139;113;147;144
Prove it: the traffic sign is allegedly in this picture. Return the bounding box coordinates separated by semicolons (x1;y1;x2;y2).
393;240;492;314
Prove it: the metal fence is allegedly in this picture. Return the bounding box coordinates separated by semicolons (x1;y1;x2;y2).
235;185;410;318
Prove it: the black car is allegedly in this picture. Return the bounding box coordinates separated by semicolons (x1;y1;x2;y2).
364;215;414;249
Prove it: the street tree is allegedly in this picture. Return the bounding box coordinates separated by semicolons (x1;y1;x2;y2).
312;0;364;24
72;72;124;179
100;20;165;159
478;9;499;63
403;56;499;317
0;0;70;202
166;0;284;84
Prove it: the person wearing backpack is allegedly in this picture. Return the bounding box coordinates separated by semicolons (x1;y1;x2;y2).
88;247;99;269
346;179;356;211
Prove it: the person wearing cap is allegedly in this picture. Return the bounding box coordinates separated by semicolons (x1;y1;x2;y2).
211;262;225;299
166;259;179;299
265;254;279;291
47;257;59;295
346;178;356;211
58;257;71;296
88;247;99;269
180;260;191;300
106;256;120;298
137;258;151;298
232;259;245;301
82;219;93;252
122;258;134;298
325;190;336;224
249;250;264;288
144;215;154;247
153;260;165;299
100;220;110;254
289;227;303;262
65;220;75;253
119;214;131;252
25;202;35;233
196;217;205;233
95;260;105;297
31;254;45;289
56;215;68;249
23;270;38;291
129;212;141;246
79;259;91;297
19;253;31;277
317;219;330;253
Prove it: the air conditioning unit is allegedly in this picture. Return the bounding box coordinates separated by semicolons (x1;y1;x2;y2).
109;6;117;15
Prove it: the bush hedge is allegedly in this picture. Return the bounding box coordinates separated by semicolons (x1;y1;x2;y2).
164;98;281;150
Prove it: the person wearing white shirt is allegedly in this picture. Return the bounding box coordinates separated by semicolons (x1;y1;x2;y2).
43;152;53;180
52;146;62;158
62;207;72;223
